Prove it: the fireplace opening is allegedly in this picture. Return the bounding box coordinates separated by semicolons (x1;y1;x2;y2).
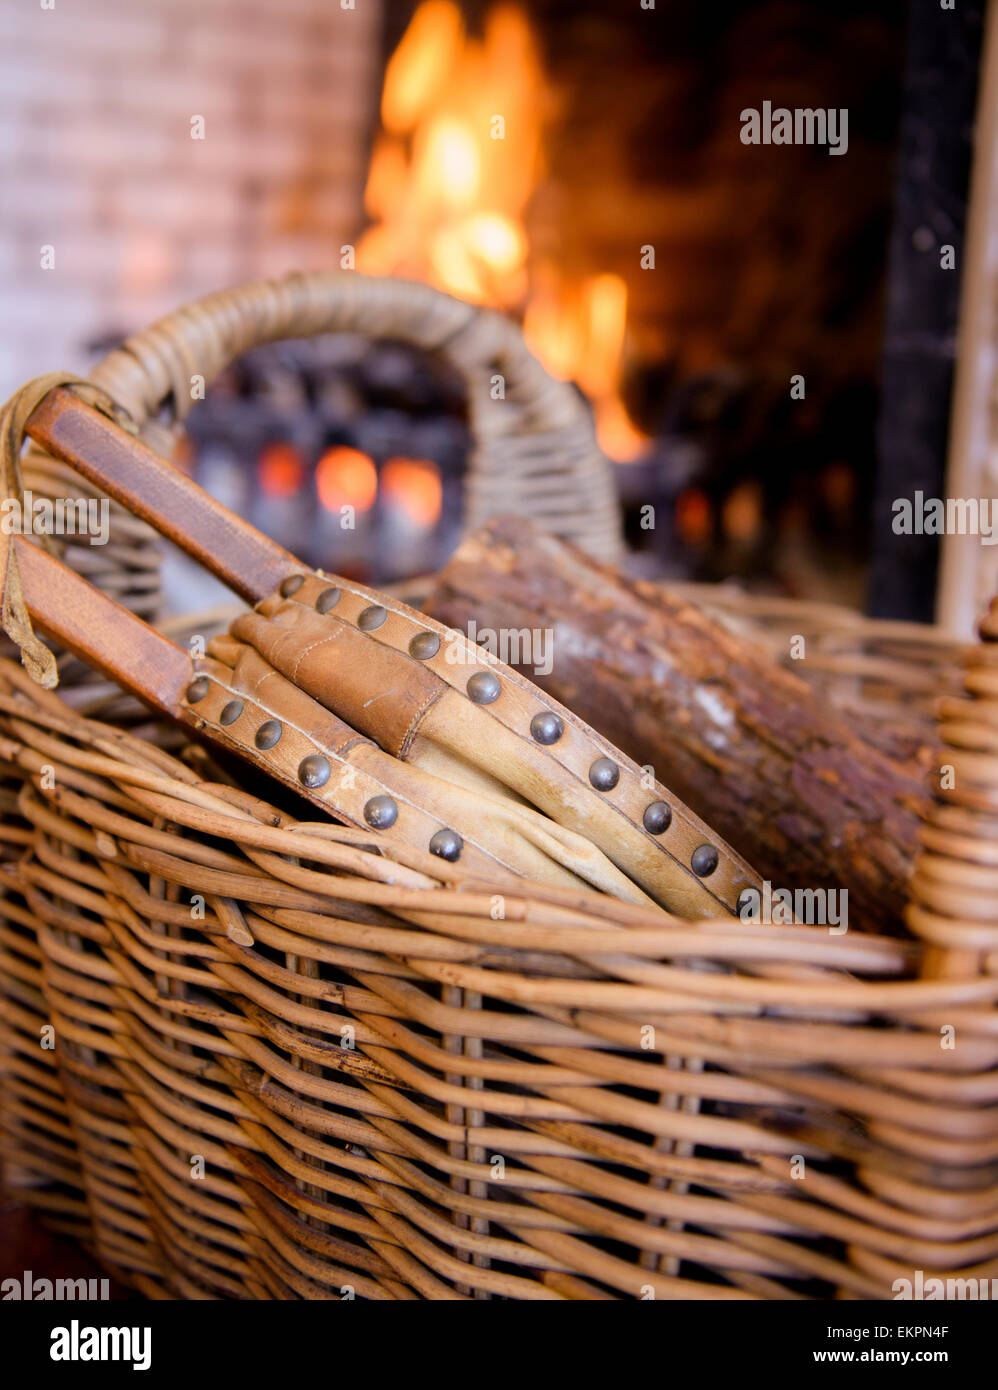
170;0;912;602
181;333;466;589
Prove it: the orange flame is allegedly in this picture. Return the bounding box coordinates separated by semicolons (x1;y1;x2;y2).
524;271;648;461
381;0;464;135
358;0;648;459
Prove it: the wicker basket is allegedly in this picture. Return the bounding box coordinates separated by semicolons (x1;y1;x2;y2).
1;609;997;1301
2;276;998;1300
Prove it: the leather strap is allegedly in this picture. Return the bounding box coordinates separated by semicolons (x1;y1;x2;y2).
21;382;763;917
15;546;657;900
228;574;760;918
194;638;657;900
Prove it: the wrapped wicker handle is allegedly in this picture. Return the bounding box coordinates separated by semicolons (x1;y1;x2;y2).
88;270;622;563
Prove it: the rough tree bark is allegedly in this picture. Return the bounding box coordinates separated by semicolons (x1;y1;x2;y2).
424;519;930;935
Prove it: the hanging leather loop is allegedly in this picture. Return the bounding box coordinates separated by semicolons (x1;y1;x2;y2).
0;374;136;687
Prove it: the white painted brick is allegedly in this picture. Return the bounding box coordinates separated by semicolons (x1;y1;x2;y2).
180;18;314;74
162;0;249;14
72;116;178;171
105;69;244;125
0;340;85;399
251;236;343;280
3;236;98;280
245;0;380;22
4;171;97;226
104;176;241;235
11;8;169;60
8;118;66;170
256;74;372;128
22;325;90;364
0;283;101;334
111;288;183;332
55;233;141;286
0;4;66;44
0;114;24;161
0;345;24;399
180;124;304;178
0;64;99;108
259;182;359;234
0;0;382;399
179;240;246;290
16;113;175;173
245;131;366;182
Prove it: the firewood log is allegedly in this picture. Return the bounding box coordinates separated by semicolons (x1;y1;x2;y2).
424;518;929;934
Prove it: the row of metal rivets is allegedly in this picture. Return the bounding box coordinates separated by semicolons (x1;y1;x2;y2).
189;680;287;754
279;587;719;882
416;636;722;884
468;669;717;877
641;803;717;876
361;794;463;861
442;650;722;880
187;675;465;862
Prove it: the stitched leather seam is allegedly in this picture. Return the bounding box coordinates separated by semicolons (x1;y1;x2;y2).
397;685;445;761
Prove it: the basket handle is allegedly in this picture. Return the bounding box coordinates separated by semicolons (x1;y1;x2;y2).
87;270;622;562
908;594;998;981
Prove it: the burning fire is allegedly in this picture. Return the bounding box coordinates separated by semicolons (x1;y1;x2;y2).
381;457;443;528
258;442;304;498
315;446;378;513
357;0;648;461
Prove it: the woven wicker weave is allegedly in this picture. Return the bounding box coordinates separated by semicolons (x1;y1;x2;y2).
19;271;622;627
0;599;997;1299
2;275;997;1300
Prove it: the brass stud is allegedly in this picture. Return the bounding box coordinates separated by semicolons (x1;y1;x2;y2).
280;574;305;598
364;794;398;829
186;677;210;703
357;604;388;631
220;699;244;726
467;670;501;704
255;719;283;750
589;756;620;791
298;754;331;789
691;844;719;878
316;587;341;613
530;711;564;745
642;800;672;835
428;828;463;862
409;631;440;661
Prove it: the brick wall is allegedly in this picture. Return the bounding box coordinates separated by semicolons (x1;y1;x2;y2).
0;0;383;396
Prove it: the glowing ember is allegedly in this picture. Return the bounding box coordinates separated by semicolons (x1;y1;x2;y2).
258;442;304;498
316;446;378;513
381;457;443;528
676;487;713;546
357;0;649;460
